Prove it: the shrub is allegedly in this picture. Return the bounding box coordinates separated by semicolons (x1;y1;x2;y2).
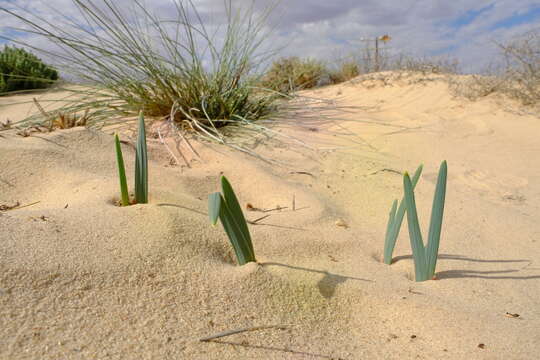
496;30;540;105
261;56;329;93
451;30;539;107
390;54;460;74
0;46;58;93
329;61;360;84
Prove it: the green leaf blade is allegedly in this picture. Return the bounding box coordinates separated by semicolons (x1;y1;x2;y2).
134;111;148;204
383;164;423;264
114;134;129;206
219;199;256;265
220;175;254;258
383;199;398;264
426;161;448;278
208;192;222;225
403;172;428;282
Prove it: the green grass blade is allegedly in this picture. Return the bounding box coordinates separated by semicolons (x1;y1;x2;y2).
208;192;222;225
219;196;256;265
383;199;398;264
383;164;423;264
220;176;254;258
134;111;148;204
114;134;129;206
403;172;428;282
426;161;448;278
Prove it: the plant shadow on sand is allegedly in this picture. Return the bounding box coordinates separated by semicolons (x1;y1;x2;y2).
261;262;373;299
392;254;540;280
207;340;345;360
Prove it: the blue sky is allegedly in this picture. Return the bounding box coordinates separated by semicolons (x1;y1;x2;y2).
0;0;539;73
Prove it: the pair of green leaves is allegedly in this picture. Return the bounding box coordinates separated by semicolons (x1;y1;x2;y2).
404;161;447;282
383;161;448;282
209;176;255;265
383;165;423;264
114;112;148;206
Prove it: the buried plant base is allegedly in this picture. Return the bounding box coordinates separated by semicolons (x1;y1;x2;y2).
209;176;256;265
403;161;448;282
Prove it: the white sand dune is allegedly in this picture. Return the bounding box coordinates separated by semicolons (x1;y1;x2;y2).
1;72;539;359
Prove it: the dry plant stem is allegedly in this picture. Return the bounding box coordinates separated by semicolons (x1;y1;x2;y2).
0;201;40;211
157;124;183;167
199;325;288;342
32;98;53;129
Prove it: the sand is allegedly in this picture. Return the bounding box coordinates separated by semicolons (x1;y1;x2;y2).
1;72;539;359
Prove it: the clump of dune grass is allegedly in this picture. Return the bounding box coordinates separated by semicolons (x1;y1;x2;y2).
0;0;301;159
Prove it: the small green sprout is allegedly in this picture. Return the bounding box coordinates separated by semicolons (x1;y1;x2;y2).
403;161;448;282
113;111;148;206
383;165;423;264
114;134;129;206
209;176;256;265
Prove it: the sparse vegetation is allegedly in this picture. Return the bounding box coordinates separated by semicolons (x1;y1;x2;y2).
496;30;540;105
390;55;460;75
0;46;58;94
261;56;329;93
328;60;361;84
451;30;539;107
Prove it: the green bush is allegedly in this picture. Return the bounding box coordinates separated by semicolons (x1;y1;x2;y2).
261;57;329;93
0;46;58;93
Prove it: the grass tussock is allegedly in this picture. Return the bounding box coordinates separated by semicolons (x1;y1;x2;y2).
0;0;298;158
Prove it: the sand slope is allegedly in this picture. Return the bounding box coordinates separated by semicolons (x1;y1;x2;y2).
1;73;539;359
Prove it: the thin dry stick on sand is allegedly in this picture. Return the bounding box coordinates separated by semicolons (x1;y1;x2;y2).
199;325;289;342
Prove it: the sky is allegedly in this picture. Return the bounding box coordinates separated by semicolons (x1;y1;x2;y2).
0;0;539;73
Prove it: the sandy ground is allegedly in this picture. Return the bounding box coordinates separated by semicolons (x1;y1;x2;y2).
1;72;539;359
